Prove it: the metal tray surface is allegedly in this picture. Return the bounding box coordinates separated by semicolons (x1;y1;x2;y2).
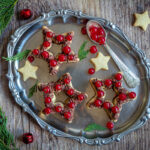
6;9;150;145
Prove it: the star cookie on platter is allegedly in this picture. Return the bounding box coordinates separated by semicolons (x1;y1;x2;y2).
87;72;136;124
18;60;38;81
90;52;110;72
133;10;150;31
38;73;88;123
28;26;79;75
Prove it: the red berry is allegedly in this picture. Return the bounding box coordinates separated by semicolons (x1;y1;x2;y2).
115;82;122;88
55;84;61;91
111;106;119;113
68;55;74;60
88;68;95;75
28;56;34;63
45;97;51;104
46;32;53;38
64;78;70;84
41;51;49;59
89;26;98;34
43;86;50;94
103;102;110;109
94;99;102;107
97;90;105;97
119;93;127;101
115;73;123;81
106;121;114;129
43;41;50;47
81;26;87;35
56;35;64;42
99;37;105;45
97;27;105;36
95;80;102;87
55;106;62;112
49;59;57;67
22;133;33;144
65;35;72;41
91;34;98;41
78;94;84;101
64;112;71;119
104;79;112;87
67;89;74;96
128;92;136;99
32;49;39;55
62;46;71;54
68;102;75;108
43;107;51;114
20;9;32;19
58;54;66;62
90;45;97;54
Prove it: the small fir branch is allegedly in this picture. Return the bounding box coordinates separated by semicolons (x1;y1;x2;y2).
84;123;107;132
28;80;38;98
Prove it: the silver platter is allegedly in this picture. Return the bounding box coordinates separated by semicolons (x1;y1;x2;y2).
6;9;150;145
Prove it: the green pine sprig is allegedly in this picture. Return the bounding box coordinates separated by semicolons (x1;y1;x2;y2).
0;0;18;35
84;123;107;132
28;80;38;98
78;41;89;61
0;108;18;150
2;50;31;61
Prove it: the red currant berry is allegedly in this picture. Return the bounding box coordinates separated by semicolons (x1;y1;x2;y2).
103;102;110;109
46;32;53;38
128;92;136;99
81;26;87;35
111;106;119;114
68;102;75;108
64;112;71;119
104;79;112;87
55;84;61;91
65;35;72;41
78;94;84;101
56;35;64;42
106;121;114;129
90;45;97;54
95;80;102;87
64;78;70;84
115;82;122;88
20;9;32;19
89;26;98;34
27;56;34;63
67;89;74;96
43;107;51;114
88;68;95;75
97;90;105;97
55;106;62;112
45;97;51;104
68;55;74;60
58;54;66;62
115;73;123;81
32;49;39;55
62;46;71;54
97;27;105;36
22;133;33;144
43;41;50;47
43;86;50;94
49;59;57;67
119;93;127;101
99;37;105;45
94;99;102;107
41;51;49;59
91;34;98;41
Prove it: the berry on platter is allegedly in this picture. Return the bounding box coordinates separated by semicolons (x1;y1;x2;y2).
88;68;95;75
90;45;97;54
106;121;114;129
81;26;87;35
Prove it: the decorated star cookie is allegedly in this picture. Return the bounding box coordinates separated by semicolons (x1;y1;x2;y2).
18;60;38;81
133;10;150;31
87;72;136;122
38;73;88;123
28;26;79;75
90;52;110;72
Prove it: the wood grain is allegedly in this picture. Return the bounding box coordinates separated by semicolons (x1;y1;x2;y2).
0;0;150;150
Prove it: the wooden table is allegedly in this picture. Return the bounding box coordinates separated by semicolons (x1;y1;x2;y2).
0;0;150;149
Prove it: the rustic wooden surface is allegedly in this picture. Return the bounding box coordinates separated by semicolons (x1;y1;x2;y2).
0;0;150;150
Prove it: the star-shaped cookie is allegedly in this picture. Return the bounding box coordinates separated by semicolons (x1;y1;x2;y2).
90;52;110;72
18;60;38;81
133;10;150;31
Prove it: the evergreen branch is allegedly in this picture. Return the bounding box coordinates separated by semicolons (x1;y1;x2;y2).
28;80;38;98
